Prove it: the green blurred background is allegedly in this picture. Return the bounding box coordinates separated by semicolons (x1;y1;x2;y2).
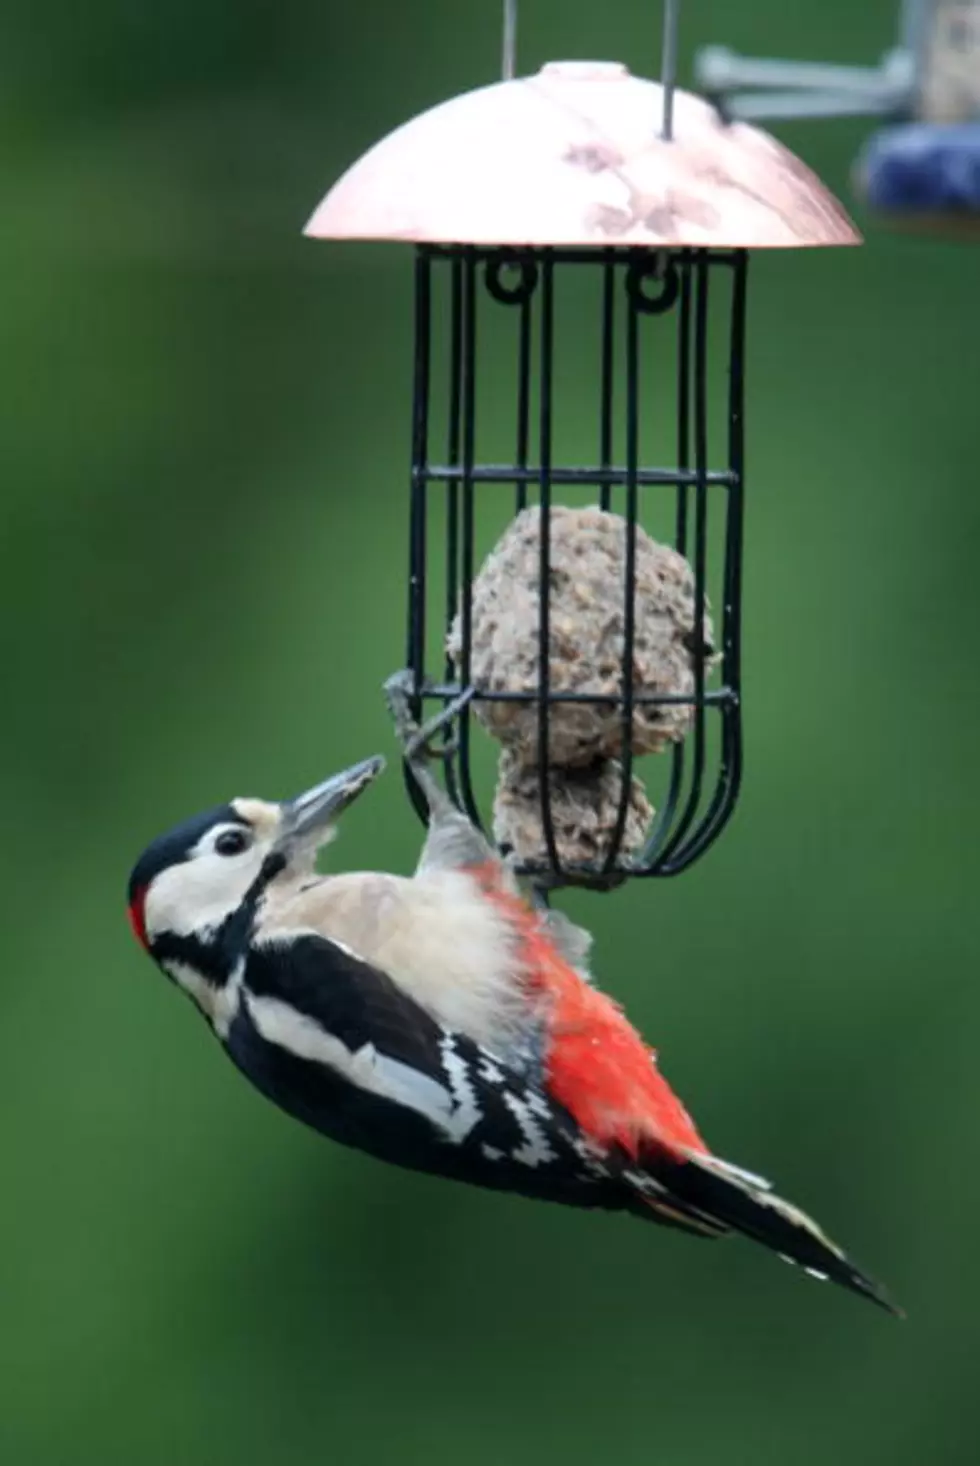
2;2;977;1462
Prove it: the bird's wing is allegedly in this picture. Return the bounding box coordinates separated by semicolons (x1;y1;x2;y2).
233;929;638;1210
233;930;899;1308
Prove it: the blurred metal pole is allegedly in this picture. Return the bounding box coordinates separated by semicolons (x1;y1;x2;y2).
502;0;517;81
661;0;680;139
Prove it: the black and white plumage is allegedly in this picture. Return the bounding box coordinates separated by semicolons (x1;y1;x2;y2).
224;933;628;1209
127;727;900;1315
128;759;621;1211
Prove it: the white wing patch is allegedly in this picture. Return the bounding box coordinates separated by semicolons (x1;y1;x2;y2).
245;991;355;1069
350;1046;462;1130
523;1089;553;1122
244;993;482;1145
437;1035;484;1142
502;1092;557;1168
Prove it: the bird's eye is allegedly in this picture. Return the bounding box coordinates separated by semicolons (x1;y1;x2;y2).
214;828;251;857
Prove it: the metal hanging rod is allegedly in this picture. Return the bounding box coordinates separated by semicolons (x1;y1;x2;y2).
502;0;517;81
661;0;680;140
498;1;680;138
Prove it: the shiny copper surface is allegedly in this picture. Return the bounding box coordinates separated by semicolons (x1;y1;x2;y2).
305;61;861;248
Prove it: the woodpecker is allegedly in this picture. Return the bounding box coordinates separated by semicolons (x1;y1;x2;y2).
127;674;899;1316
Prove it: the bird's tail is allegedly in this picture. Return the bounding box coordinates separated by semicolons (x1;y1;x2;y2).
630;1149;902;1316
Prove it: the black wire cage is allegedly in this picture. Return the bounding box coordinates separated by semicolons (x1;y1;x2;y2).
403;243;747;890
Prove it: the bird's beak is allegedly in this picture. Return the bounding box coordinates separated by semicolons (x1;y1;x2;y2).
278;755;385;846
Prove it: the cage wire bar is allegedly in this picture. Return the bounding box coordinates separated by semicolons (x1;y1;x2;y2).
403;243;747;891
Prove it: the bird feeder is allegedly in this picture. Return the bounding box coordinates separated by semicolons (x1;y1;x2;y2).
304;11;860;892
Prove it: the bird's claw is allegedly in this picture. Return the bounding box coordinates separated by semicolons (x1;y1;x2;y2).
383;670;475;768
405;728;461;763
382;669;419;749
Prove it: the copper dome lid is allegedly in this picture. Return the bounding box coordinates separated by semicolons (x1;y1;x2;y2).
304;60;860;249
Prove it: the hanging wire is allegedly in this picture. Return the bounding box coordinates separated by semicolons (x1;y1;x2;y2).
502;0;517;81
661;0;680;139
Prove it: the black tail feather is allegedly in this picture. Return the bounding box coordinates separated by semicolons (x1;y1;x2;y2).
634;1151;902;1317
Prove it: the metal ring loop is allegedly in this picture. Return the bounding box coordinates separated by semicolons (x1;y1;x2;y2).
485;251;539;306
626;255;680;314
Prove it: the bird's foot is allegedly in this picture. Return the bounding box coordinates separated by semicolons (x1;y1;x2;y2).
382;669;425;754
383;671;475;766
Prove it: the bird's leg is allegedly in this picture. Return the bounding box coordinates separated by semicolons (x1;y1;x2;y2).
383;668;426;753
383;671;474;815
383;670;475;764
383;671;494;869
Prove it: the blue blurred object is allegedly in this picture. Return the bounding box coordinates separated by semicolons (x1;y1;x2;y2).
857;121;980;213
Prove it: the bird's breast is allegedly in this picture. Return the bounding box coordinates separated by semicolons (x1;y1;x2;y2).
259;869;533;1060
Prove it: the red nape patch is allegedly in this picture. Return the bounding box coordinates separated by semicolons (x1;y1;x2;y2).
128;888;148;948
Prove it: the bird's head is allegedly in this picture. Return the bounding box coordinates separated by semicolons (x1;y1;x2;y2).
127;755;385;961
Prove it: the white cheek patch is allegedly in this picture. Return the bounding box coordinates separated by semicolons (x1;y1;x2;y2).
145;850;266;940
